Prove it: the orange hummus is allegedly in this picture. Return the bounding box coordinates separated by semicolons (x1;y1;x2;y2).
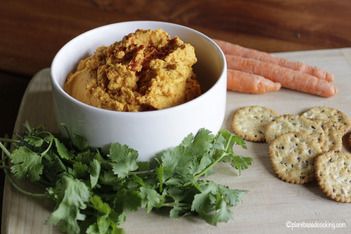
64;29;201;112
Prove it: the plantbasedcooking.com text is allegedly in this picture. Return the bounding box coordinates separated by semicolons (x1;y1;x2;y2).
286;220;347;230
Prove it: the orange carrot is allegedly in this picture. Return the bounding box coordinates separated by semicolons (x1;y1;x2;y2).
226;55;336;97
227;69;281;94
215;39;334;82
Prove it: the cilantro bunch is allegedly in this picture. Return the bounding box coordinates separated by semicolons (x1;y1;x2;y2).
0;124;252;234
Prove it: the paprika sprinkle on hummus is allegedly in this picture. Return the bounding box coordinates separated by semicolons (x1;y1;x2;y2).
64;29;201;112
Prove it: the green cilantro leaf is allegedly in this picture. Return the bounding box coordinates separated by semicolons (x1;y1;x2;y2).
99;170;119;186
54;138;72;160
71;132;89;151
86;195;125;234
71;161;89;178
75;150;103;166
90;159;101;188
169;203;190;218
191;181;245;225
86;216;109;234
137;161;151;171
214;199;232;223
108;143;138;178
23;135;44;147
191;181;217;213
218;184;246;206
48;175;90;234
157;146;183;181
90;195;111;214
231;155;253;173
42;152;66;183
139;187;162;212
86;217;124;234
10;146;43;182
190;129;214;155
219;129;247;149
114;188;141;212
62;124;89;151
155;166;164;191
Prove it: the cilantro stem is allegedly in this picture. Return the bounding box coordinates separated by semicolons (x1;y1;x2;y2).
160;202;189;208
160;202;177;207
0;165;11;169
193;153;228;180
0;138;20;144
130;169;155;175
0;142;11;157
41;138;53;157
4;170;47;198
193;134;233;180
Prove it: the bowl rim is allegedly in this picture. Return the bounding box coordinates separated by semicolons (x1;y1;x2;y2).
51;20;227;116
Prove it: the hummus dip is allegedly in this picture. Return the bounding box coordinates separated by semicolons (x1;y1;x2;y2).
64;29;201;112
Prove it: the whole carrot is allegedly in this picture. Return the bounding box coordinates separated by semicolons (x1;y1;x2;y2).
226;55;336;97
227;69;281;94
215;39;334;82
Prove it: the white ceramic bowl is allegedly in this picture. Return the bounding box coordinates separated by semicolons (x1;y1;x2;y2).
51;21;227;161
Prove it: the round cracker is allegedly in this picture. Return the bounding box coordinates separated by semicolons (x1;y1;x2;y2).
269;132;323;184
265;115;325;144
301;106;351;132
315;151;351;203
321;121;343;152
231;106;278;142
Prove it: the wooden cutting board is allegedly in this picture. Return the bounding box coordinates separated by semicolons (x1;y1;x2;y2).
2;48;351;234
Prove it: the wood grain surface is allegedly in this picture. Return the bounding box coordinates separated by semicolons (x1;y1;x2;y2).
0;0;351;76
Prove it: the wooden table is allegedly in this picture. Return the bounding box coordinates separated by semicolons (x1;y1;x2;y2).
1;0;351;231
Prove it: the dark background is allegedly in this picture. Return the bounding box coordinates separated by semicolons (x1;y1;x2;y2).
1;0;351;225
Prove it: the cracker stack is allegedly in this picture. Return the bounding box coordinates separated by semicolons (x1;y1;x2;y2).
231;105;351;202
